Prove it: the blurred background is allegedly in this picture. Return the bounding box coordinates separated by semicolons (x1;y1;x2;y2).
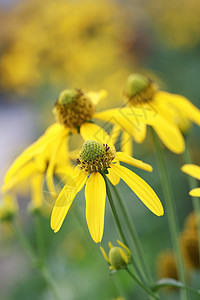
0;0;200;299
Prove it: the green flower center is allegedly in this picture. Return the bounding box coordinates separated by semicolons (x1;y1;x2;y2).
125;73;157;105
77;140;115;174
53;89;95;130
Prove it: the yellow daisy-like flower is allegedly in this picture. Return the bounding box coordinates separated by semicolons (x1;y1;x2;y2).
95;73;200;155
51;140;164;243
181;164;200;197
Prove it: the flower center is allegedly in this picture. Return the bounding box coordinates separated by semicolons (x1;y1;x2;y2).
53;89;95;129
125;73;157;105
77;140;115;173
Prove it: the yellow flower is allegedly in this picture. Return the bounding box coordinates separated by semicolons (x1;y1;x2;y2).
2;130;74;208
96;73;200;155
100;240;131;270
181;164;200;197
51;140;164;243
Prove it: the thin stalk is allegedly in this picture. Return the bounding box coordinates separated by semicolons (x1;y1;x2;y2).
125;267;159;300
11;222;61;300
111;184;152;283
102;174;159;300
34;214;45;260
183;141;200;262
152;129;188;300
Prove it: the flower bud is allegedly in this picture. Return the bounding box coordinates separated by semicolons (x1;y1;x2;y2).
0;194;18;222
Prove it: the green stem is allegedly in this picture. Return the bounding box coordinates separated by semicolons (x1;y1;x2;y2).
11;222;61;300
102;174;159;300
125;267;159;300
183;141;200;262
102;173;129;247
152;130;188;300
110;184;152;283
34;214;45;260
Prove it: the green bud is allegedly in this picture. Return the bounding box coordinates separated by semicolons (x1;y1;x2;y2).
126;73;149;98
108;246;130;270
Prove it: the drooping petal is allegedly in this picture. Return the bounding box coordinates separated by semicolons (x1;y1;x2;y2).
189;188;200;197
152;121;185;154
2;161;38;193
87;90;108;105
181;164;200;180
80;122;114;148
121;131;133;156
30;173;44;208
116;152;152;172
110;164;164;216
46;132;67;196
158;91;200;126
85;172;106;243
51;169;87;233
106;166;120;186
4;123;66;183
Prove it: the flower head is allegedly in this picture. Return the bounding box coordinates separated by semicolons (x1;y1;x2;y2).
51;140;164;243
100;240;131;270
180;230;200;269
96;73;200;155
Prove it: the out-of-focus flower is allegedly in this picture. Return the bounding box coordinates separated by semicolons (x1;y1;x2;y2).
180;230;200;270
181;164;200;197
100;240;131;270
184;212;200;233
146;0;200;48
51;140;163;243
156;250;178;290
100;73;200;155
0;0;136;101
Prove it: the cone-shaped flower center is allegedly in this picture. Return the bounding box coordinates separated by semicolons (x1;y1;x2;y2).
77;140;115;173
53;89;95;129
125;73;157;105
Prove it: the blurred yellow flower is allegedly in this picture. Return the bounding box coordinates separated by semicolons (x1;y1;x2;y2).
0;194;18;222
97;73;200;155
51;140;163;243
0;0;134;101
181;164;200;197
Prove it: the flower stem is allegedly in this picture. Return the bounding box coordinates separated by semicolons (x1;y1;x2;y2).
125;267;159;300
34;214;45;260
102;174;159;300
110;183;152;283
183;140;200;262
11;222;61;300
152;129;188;300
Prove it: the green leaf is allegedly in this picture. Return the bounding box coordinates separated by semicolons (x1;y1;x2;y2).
151;278;200;295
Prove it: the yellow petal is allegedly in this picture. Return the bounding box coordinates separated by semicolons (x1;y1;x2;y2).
110;164;164;216
51;170;87;233
87;90;108;105
2;161;37;193
121;131;133;156
106;166;120;186
189;188;200;197
109;124;121;145
30;173;44;208
158;91;200;126
85;172;106;243
46;133;67;197
181;164;200;180
80;122;114;148
152;121;185;154
4;123;65;183
116;152;153;172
